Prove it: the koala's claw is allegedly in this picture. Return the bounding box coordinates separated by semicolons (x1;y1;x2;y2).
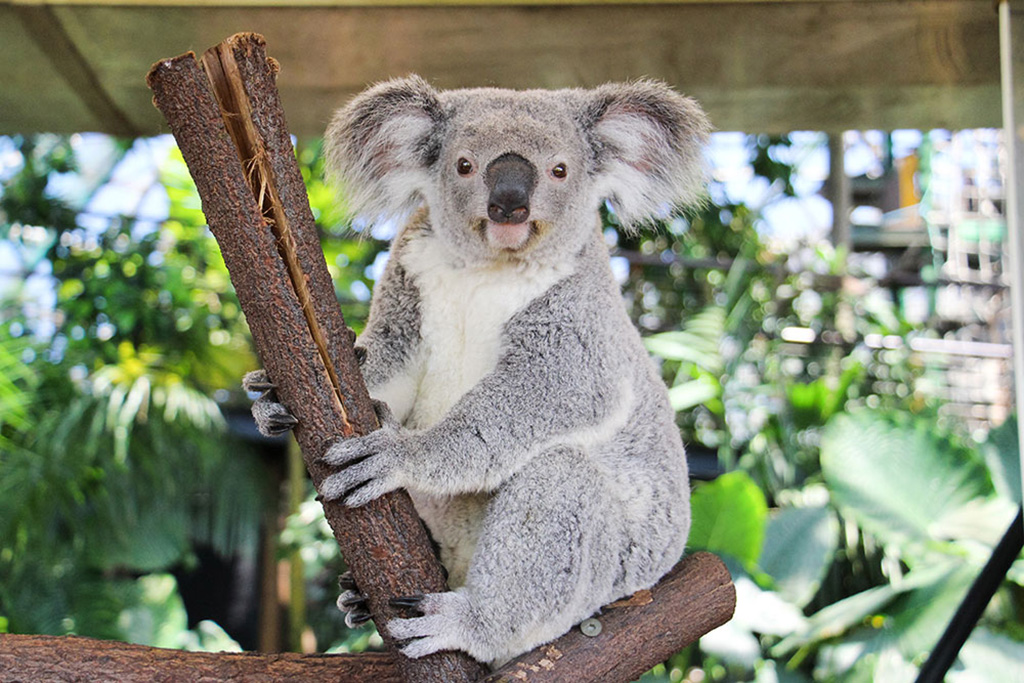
318;411;407;506
346;608;373;628
242;369;274;393
386;591;467;660
338;571;358;593
252;400;298;436
389;595;426;617
336;571;372;629
339;592;367;610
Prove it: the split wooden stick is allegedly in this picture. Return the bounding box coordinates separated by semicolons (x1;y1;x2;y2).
146;32;487;683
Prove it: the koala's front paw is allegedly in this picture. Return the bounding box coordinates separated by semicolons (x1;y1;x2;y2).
387;592;467;659
319;401;406;507
243;369;298;437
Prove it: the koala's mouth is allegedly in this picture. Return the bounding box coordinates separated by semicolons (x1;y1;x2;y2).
477;219;542;253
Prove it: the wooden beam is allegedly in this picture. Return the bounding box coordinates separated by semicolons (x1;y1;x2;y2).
0;1;1001;135
11;3;138;136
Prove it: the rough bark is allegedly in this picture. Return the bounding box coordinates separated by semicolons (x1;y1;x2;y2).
145;33;487;683
484;552;736;683
0;552;734;682
0;634;400;683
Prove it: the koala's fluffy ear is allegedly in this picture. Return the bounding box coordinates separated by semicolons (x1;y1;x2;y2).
583;81;711;228
325;76;446;222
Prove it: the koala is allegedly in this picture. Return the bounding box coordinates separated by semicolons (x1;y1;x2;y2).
247;75;709;667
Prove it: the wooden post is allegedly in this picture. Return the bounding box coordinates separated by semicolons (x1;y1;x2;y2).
146;33;487;683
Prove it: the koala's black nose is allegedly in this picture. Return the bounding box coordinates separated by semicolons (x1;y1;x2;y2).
486;153;537;224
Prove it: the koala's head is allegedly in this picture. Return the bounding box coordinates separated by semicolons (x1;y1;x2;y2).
326;76;710;264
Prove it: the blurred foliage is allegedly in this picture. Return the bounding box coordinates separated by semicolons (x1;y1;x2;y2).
0;135;268;644
1;130;1021;681
640;135;1024;681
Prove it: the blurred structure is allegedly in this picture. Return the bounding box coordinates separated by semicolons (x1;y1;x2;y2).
850;130;1014;434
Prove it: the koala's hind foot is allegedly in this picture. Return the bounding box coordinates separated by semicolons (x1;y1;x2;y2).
388;447;625;665
243;369;298;436
386;591;476;659
337;571;373;628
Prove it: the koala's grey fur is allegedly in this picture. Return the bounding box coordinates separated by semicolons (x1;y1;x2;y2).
257;76;709;666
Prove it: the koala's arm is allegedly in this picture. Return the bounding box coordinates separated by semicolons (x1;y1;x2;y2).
410;320;622;493
356;249;423;425
324;284;628;504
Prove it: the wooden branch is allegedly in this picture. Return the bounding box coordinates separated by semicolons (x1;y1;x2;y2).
0;553;733;682
146;33;487;683
485;552;736;683
0;634;400;682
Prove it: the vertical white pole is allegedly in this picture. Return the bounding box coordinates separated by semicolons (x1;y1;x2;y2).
999;0;1024;506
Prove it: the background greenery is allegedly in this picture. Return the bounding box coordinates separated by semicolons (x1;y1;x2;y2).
1;132;1021;681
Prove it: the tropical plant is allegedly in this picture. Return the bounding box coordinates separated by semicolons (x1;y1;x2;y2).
0;135;270;645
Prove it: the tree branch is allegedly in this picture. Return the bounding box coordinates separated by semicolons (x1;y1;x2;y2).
485;552;736;683
0;552;734;682
0;635;399;682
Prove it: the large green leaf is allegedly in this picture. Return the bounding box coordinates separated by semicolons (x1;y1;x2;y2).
953;627;1024;683
821;412;993;547
982;417;1022;505
759;505;839;607
688;471;768;569
773;560;958;656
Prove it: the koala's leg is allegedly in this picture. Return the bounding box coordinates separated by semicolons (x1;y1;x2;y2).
336;571;374;628
387;446;626;665
243;369;298;436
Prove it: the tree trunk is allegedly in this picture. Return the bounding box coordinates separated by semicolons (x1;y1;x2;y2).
146;33;487;683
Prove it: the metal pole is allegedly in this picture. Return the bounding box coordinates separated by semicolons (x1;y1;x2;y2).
828;133;851;252
915;507;1024;683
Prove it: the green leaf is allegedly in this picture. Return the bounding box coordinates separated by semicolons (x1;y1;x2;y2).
688;471;768;569
882;562;977;660
982;417;1022;505
118;574;188;648
773;560;959;656
644;334;721;370
667;376;721;412
760;505;839;607
182;620;243;653
644;305;725;374
786;362;863;429
955;628;1024;682
821;412;993;547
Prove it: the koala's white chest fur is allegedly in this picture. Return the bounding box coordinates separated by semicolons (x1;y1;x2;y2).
400;233;572;430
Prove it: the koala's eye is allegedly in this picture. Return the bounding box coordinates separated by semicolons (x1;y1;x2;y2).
456;158;475;176
551;163;568;180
